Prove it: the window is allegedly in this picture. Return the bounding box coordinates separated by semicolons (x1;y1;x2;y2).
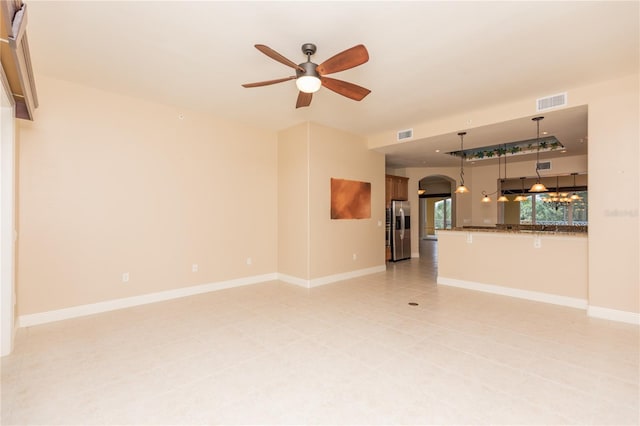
434;198;452;230
518;191;587;225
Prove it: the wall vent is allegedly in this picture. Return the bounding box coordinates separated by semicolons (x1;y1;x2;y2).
536;92;567;112
397;128;413;141
537;161;552;171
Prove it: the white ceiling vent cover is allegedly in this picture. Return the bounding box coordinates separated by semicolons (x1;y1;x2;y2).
397;128;413;141
536;92;567;112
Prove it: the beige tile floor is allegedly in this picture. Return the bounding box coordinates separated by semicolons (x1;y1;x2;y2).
2;240;639;425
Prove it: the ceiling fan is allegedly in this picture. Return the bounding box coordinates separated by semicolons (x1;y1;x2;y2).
242;43;371;108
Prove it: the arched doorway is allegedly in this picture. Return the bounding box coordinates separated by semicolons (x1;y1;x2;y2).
418;175;457;241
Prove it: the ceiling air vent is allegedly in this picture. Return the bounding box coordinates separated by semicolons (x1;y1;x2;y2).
397;128;413;141
537;161;552;171
536;92;567;112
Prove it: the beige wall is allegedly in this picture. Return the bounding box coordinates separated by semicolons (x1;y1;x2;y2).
438;230;588;300
308;122;385;279
585;75;639;314
278;122;385;281
277;123;309;279
14;71;638;319
17;76;278;315
372;73;639;315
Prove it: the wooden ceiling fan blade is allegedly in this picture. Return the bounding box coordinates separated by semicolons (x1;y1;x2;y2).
255;44;304;72
296;91;313;108
317;44;369;75
242;76;296;88
321;77;371;101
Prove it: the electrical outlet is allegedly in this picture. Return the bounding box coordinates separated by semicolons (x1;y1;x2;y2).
192;264;198;272
122;272;129;283
534;236;542;249
246;257;252;265
466;233;473;244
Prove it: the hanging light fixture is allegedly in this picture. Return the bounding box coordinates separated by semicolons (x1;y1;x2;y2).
497;144;509;202
454;132;469;194
542;175;572;209
529;116;548;192
514;177;528;202
480;145;509;204
569;172;582;201
418;180;426;195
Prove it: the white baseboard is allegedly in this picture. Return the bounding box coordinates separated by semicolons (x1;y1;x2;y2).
279;265;386;289
19;266;387;327
277;273;310;288
411;252;420;258
18;273;278;327
588;306;640;325
437;276;588;310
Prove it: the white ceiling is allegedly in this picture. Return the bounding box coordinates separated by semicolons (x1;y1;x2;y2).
25;1;638;168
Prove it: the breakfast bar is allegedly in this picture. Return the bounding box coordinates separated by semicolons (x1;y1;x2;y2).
436;226;588;309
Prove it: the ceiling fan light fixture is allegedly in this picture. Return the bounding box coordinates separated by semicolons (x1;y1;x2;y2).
296;75;321;93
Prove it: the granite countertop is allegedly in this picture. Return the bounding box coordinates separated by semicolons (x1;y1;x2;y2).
441;224;588;235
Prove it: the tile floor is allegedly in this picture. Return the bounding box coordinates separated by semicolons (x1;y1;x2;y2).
2;240;639;425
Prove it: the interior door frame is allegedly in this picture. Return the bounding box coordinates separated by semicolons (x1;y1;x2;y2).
1;67;16;356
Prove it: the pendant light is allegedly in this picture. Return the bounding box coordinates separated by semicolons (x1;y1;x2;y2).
529;116;548;192
497;144;509;202
481;145;509;204
514;177;527;202
570;172;582;201
542;176;571;209
454;132;469;194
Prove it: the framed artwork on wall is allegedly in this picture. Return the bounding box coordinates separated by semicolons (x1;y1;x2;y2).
330;178;371;219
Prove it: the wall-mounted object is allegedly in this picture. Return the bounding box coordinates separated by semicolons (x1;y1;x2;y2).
330;178;371;219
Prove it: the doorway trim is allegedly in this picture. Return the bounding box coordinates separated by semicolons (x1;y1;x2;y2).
1;67;16;356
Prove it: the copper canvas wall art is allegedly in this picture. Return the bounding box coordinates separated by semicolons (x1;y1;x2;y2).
330;178;371;219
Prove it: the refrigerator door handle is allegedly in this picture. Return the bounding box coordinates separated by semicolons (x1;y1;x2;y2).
399;208;405;239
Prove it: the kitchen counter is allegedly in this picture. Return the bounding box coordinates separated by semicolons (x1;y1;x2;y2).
448;224;587;235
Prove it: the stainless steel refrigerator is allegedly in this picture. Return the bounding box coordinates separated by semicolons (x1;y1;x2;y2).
391;200;411;261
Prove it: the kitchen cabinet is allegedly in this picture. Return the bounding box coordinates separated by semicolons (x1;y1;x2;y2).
385;174;409;206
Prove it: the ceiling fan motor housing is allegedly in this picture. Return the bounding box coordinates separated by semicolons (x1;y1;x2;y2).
296;61;320;79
